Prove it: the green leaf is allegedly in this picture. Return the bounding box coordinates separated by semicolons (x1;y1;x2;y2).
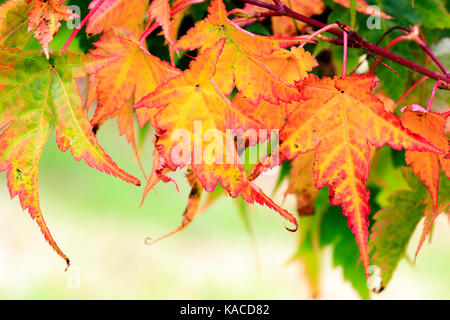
349;0;356;29
368;169;427;291
294;214;322;298
375;42;415;101
0;0;33;48
380;0;450;29
0;47;140;266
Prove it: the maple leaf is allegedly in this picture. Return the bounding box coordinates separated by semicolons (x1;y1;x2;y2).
260;46;318;84
0;47;140;266
135;39;298;230
400;107;449;210
232;91;292;137
368;168;429;291
148;0;173;45
230;46;317;139
0;0;32;48
250;74;442;275
87;31;181;128
86;30;181;177
27;0;76;59
400;106;450;257
148;167;204;245
86;0;148;35
416;178;450;260
166;0;188;62
175;0;302;105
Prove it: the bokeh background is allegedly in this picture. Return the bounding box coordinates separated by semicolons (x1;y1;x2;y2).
1;118;449;300
0;0;449;300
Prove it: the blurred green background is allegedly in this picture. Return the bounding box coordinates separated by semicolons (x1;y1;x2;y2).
0;120;449;299
0;0;449;300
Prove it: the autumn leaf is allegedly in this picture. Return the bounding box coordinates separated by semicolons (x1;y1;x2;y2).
135;39;298;230
86;0;148;35
86;30;180;177
0;47;140;266
86;29;181;165
88;31;181;126
232;91;291;138
415;173;450;259
0;0;32;48
230;46;317;139
27;0;76;58
149;167;203;245
175;0;302;105
400;106;449;210
400;106;450;258
250;74;442;275
148;0;172;45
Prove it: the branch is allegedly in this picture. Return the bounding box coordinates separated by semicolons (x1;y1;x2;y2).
239;0;449;85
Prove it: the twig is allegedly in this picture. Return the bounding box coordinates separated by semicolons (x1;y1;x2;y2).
238;0;450;84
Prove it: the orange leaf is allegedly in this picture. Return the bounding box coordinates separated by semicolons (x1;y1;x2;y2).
175;0;303;104
251;74;442;275
135;39;298;230
400;107;449;210
149;168;203;245
86;0;149;35
27;0;76;58
148;0;173;45
87;30;180;131
261;46;318;84
0;48;140;266
400;107;450;259
230;46;317;142
232;91;292;138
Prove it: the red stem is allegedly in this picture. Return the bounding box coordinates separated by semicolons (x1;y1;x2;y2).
343;28;348;77
427;80;446;112
299;23;339;48
60;0;107;54
140;0;205;48
395;76;429;108
369;35;410;74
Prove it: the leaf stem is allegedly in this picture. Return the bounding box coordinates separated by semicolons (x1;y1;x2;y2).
299;23;339;49
139;0;205;50
368;34;410;74
343;27;348;78
394;76;429;108
60;0;107;54
427;80;446;112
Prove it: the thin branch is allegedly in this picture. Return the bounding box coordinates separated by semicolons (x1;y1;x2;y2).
395;76;429;108
61;0;107;53
427;80;446;111
239;0;450;85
